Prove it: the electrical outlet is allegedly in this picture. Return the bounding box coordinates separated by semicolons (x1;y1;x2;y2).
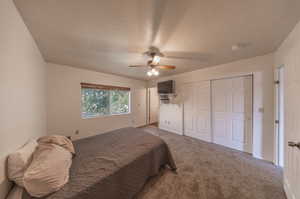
75;130;79;135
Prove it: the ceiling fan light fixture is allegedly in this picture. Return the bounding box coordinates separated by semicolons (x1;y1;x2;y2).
151;68;159;76
147;68;159;77
147;71;153;76
130;47;175;77
152;55;161;65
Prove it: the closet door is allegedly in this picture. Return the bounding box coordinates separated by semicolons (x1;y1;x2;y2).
131;88;147;127
184;81;211;142
183;83;195;136
194;81;211;142
149;87;159;124
212;76;253;153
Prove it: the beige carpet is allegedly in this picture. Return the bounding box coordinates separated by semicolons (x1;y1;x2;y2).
136;126;286;199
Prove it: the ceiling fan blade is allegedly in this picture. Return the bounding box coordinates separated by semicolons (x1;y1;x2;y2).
163;51;211;62
155;65;176;70
128;65;147;68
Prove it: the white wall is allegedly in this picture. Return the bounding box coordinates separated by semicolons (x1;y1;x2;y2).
151;54;275;162
275;20;300;199
47;63;147;140
0;0;47;198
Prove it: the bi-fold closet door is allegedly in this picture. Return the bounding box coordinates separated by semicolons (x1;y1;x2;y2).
183;76;253;153
212;76;253;153
183;81;212;142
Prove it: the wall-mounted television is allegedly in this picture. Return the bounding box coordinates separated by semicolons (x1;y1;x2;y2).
157;80;174;94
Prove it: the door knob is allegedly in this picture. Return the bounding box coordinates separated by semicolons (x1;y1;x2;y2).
288;141;300;149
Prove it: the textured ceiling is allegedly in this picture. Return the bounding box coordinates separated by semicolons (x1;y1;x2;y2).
14;0;300;80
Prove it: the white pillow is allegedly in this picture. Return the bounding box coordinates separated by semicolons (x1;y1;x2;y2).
7;140;38;187
38;135;75;155
6;185;24;199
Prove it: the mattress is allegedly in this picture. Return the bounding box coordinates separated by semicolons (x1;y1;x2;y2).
22;127;176;199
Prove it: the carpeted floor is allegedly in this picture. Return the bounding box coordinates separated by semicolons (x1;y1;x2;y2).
136;126;286;199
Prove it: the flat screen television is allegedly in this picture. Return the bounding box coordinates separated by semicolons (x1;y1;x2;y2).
157;80;174;94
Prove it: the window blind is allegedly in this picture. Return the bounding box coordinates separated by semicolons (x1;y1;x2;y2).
80;83;130;91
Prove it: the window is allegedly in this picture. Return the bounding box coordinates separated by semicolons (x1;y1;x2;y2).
81;83;130;118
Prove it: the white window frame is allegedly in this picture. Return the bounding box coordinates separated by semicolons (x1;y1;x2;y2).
81;87;131;119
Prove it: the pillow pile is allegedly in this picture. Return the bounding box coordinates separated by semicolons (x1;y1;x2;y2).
24;143;72;197
7;140;38;187
6;185;24;199
37;135;75;155
7;135;75;198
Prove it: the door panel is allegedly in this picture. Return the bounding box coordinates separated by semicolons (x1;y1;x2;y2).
195;82;211;142
149;87;159;124
284;63;300;199
275;67;285;167
184;81;211;142
212;76;253;153
196;112;210;133
232;118;245;143
214;117;227;139
131;88;147;127
183;84;195;134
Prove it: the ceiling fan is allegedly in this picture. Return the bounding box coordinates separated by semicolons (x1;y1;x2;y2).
129;47;176;77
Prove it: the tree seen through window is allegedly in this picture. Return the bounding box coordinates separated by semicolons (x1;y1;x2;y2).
81;88;130;118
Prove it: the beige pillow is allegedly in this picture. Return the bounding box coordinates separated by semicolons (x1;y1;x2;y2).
38;135;75;155
23;143;72;197
6;185;24;199
7;140;38;187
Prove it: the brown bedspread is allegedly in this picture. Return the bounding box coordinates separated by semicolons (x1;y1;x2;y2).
22;127;176;199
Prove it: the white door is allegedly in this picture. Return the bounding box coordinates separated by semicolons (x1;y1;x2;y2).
184;81;211;142
283;64;300;199
212;76;253;153
183;83;195;136
275;67;285;167
194;81;211;142
149;87;159;124
131;88;147;127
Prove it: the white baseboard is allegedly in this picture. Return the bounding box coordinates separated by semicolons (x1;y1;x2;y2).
284;177;295;199
159;126;183;135
133;123;147;128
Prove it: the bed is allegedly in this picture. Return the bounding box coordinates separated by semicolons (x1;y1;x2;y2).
22;127;176;199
